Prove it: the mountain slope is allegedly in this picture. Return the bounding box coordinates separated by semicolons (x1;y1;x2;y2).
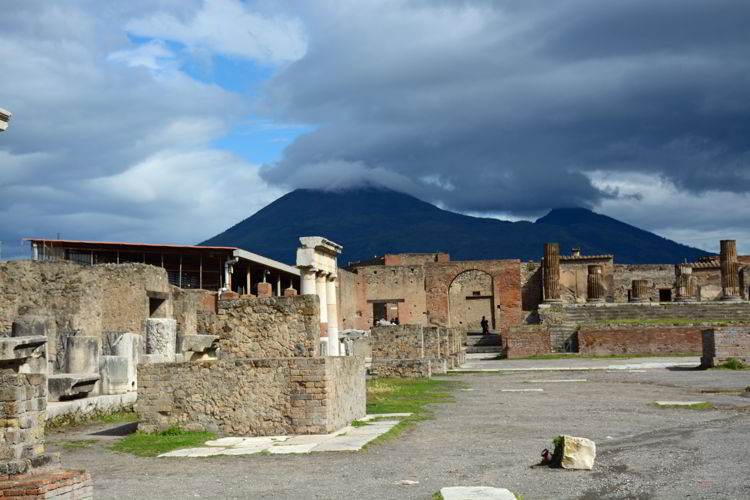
200;188;710;265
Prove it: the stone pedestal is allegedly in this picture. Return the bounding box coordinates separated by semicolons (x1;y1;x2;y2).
720;240;741;301
675;264;694;302
11;309;54;375
283;287;298;296
64;336;99;374
145;318;177;361
256;282;272;297
99;356;130;395
586;265;605;303
630;280;649;303
112;332;142;390
543;243;562;303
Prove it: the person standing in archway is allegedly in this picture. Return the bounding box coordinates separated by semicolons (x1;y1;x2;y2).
480;315;489;335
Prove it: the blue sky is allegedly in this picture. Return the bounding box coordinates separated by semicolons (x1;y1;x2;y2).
2;0;750;260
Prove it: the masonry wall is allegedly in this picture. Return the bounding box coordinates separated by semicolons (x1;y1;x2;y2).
578;325;702;356
370;325;424;359
357;265;427;326
559;258;614;303
0;373;46;464
521;262;543;322
506;326;550;358
613;265;675;303
701;325;750;367
216;295;320;360
448;269;494;331
137;357;365;435
337;268;369;331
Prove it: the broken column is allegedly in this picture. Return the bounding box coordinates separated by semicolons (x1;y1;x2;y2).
326;275;340;355
720;240;741;301
64;336;99;374
99;356;130;394
586;265;605;303
630;280;649;303
145;318;177;361
675;264;694;302
543;242;562;303
111;332;142;391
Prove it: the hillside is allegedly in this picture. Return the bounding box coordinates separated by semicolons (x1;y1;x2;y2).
200;188;710;265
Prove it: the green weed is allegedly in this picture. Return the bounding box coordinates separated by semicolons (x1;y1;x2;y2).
109;427;216;457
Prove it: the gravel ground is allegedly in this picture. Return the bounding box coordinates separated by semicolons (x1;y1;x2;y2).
47;361;750;500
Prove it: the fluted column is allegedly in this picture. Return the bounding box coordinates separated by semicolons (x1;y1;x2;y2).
543;243;561;303
326;276;339;355
316;272;328;325
630;280;648;303
720;240;741;301
675;264;694;302
586;265;605;303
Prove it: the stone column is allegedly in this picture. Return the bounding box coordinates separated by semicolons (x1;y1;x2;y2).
326;276;339;355
145;318;177;362
675;264;694;302
300;267;317;295
316;271;328;328
65;336;99;374
720;240;741;301
586;265;605;303
543;243;561;303
741;266;750;300
630;280;649;303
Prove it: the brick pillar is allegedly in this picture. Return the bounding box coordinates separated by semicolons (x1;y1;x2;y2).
543;243;561;303
630;280;649;303
586;265;605;303
720;240;741;301
283;287;298;296
675;264;694;302
257;282;272;297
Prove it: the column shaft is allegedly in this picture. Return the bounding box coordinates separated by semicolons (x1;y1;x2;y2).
316;273;328;324
300;268;317;295
586;265;605;303
326;277;339;355
543;243;561;302
630;280;648;303
720;240;741;300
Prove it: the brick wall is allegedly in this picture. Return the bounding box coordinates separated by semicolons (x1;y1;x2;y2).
137;356;365;435
578;325;702;356
506;326;550;358
701;325;750;367
613;264;675;303
216;295;320;360
559;258;614;303
521;262;543;320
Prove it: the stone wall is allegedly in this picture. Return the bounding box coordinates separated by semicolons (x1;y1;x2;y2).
578;325;702;356
549;302;750;325
701;325;750;367
613;265;675;303
559;257;614;303
521;262;543;322
358;265;428;326
337;268;369;331
506;326;550;358
370;325;424;359
137;356;365;436
384;253;449;265
370;359;432;378
0;373;46;468
448;269;494;331
216;295;320;360
0;260;170;348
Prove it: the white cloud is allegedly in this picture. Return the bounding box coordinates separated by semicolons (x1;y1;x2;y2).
107;39;175;70
126;0;306;65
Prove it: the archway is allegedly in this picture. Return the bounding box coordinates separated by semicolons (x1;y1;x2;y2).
448;269;494;332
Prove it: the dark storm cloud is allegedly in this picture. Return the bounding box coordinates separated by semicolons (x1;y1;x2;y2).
260;0;750;214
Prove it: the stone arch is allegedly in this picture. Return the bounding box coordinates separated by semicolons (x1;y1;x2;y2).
448;269;494;331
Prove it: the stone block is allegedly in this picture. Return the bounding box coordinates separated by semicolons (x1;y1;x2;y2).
64;336;99;374
560;435;596;470
145;318;177;361
441;486;517;500
257;282;273;297
99;355;131;395
48;374;99;401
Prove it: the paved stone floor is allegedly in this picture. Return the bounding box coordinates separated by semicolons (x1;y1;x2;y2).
159;414;412;457
47;356;750;499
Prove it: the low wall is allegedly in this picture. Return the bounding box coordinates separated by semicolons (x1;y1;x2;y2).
137;356;365;436
371;325;424;359
370;359;431;378
578;325;702;356
702;325;750;367
1;373;46;468
370;325;463;376
216;295;320;360
506;327;550;358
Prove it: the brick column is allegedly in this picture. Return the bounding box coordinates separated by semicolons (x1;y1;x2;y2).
543;243;561;303
630;280;649;303
720;240;741;301
675;264;694;302
586;265;605;303
257;282;272;297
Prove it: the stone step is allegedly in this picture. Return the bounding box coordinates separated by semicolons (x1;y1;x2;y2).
465;335;502;347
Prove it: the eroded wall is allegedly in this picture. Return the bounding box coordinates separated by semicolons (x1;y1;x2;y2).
559;258;614;303
613;265;675;302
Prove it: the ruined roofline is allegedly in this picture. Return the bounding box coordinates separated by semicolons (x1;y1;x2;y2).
559;254;613;261
24;238;239;252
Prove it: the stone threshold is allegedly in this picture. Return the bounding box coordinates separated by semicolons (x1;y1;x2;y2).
46;392;137;420
159;413;412;457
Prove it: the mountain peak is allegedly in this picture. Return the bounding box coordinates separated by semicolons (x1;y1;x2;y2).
200;188;708;264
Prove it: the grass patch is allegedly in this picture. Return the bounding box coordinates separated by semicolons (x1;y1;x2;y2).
432;493;444;500
58;439;99;450
46;409;138;432
713;358;749;370
503;353;696;360
650;402;714;410
109;426;216;457
364;377;461;447
350;420;371;427
581;318;748;326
